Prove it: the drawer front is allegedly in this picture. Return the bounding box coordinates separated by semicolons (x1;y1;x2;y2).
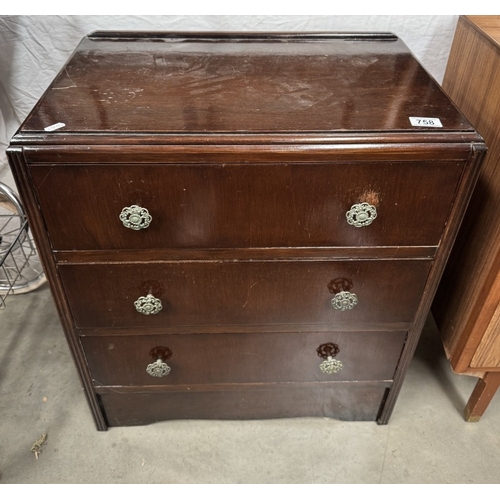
30;161;462;250
59;260;431;329
82;331;406;386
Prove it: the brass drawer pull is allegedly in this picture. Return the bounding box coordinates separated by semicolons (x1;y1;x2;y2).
346;202;377;227
134;293;163;315
331;291;358;311
119;205;152;230
317;342;343;374
146;346;172;377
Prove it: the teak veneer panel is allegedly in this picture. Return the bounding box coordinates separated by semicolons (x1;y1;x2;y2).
433;16;500;420
470;305;500;368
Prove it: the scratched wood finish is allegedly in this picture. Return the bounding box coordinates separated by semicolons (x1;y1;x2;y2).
432;16;500;420
7;32;485;429
20;32;472;135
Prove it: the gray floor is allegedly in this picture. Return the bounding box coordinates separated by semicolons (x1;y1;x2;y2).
1;283;500;484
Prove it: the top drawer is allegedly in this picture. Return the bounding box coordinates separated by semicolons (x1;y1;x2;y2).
29;161;463;250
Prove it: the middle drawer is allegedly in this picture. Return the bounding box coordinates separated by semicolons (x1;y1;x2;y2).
59;260;431;330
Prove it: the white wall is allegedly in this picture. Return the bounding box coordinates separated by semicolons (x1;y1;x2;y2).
0;15;459;182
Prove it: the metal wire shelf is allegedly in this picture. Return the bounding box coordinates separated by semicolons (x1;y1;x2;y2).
0;182;46;308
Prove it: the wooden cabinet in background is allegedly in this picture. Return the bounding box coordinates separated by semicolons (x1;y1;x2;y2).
433;16;500;421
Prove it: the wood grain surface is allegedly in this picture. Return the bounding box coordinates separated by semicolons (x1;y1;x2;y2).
433;16;500;372
29;161;464;250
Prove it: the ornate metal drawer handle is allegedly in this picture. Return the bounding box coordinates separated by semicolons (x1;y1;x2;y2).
346;202;377;227
146;346;172;378
317;342;343;374
331;290;358;311
119;205;152;230
146;359;171;377
134;294;163;315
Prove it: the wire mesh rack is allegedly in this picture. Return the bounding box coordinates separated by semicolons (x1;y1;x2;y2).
0;182;46;308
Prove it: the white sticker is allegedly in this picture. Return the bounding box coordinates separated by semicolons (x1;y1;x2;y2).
44;122;66;132
409;117;443;128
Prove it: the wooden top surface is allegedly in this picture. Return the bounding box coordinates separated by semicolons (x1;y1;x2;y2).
19;32;474;139
464;16;500;46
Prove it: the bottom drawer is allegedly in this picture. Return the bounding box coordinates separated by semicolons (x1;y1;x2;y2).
81;331;407;386
97;383;390;426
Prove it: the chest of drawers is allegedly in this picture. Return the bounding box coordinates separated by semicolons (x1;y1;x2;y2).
7;31;485;430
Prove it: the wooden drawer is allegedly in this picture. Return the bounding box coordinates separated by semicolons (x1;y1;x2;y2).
59;260;431;329
29;161;463;250
82;331;406;386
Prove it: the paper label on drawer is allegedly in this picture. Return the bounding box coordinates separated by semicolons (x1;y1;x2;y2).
44;122;66;132
409;117;443;128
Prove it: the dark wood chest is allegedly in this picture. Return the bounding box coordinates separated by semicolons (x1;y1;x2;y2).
7;32;486;430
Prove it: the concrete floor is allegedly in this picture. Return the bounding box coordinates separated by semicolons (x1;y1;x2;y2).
1;283;500;484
